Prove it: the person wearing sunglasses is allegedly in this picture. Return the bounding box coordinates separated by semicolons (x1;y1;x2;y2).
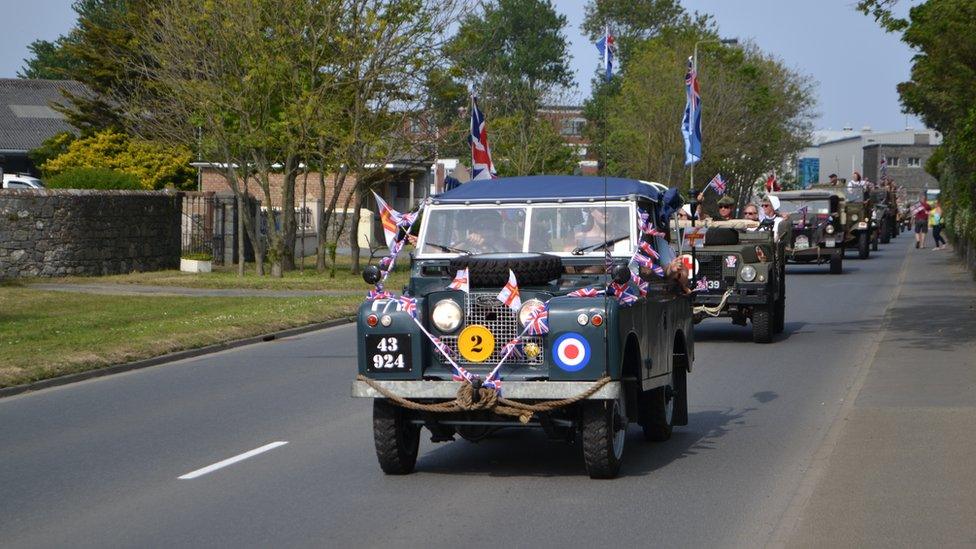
742;203;760;221
760;195;787;221
716;195;736;220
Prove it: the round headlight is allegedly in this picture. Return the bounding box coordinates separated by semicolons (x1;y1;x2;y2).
740;265;757;282
825;224;835;235
518;299;545;326
431;299;462;332
851;214;859;222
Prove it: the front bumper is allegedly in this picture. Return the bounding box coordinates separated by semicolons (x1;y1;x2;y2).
351;379;623;400
786;245;842;262
694;284;768;306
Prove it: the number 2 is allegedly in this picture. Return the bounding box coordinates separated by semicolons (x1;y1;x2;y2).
470;334;483;353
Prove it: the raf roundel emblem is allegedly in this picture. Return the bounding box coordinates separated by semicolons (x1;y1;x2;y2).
552;333;591;372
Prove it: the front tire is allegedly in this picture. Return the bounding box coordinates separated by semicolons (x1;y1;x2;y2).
881;221;891;244
752;304;773;343
373;399;421;475
858;232;870;259
774;294;785;334
581;398;627;479
829;253;843;274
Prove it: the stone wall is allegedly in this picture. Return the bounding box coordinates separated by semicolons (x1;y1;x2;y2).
0;189;181;279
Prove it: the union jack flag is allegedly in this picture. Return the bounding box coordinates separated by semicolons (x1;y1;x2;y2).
469;96;497;181
496;269;522;312
639;241;660;259
502;339;525;360
880;156;888;180
431;336;454;358
567;287;603;297
608;281;639;306
632;252;657;270
524;305;550;335
708;173;727;194
631;273;649;297
638;209;665;236
397;295;417;318
448;268;469;293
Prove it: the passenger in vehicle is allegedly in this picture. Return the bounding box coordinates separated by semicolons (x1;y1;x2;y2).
456;210;520;253
716;196;736;220
742;203;760;221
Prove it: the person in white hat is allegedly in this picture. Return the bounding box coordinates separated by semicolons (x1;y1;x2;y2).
760;195;786;221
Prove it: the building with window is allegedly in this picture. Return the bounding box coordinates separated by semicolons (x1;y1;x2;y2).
863;140;939;196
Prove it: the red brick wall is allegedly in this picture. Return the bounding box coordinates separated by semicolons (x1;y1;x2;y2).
200;168;358;208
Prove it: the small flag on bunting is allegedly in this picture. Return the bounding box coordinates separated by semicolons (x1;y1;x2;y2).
449;268;469;293
496;269;522;313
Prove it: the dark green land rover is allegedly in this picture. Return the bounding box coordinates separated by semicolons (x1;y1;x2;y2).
351;176;695;479
672;218;789;343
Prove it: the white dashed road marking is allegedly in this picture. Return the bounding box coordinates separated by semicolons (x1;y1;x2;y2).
178;441;289;479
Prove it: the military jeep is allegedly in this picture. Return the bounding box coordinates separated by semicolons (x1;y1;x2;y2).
350;176;695;479
672;218;788;343
838;187;876;259
870;189;898;244
776;190;846;274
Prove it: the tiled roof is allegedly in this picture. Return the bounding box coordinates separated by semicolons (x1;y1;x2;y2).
0;79;92;152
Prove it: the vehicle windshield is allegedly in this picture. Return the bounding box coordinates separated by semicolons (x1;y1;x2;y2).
420;204;633;256
779;199;831;215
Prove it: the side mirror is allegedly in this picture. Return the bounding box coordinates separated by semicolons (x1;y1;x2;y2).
362;265;381;285
613;264;631;285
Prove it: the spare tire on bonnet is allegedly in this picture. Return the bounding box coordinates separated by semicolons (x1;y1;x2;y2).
704;227;739;246
449;253;563;288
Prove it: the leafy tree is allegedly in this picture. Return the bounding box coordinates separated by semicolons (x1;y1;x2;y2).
27;132;77;169
45;167;141;190
858;0;976;242
445;0;573;113
40;129;194;190
604;35;815;208
18;37;83;79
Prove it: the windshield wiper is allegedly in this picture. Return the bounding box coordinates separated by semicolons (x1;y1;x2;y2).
572;235;629;255
425;242;471;254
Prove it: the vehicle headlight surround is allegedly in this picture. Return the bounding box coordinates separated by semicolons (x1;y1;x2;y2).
431;299;463;332
825;224;835;235
518;299;545;326
740;265;757;282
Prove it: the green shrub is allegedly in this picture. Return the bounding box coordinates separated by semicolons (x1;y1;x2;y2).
180;252;213;261
45;167;142;190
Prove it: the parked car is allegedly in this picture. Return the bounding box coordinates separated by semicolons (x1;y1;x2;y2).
2;174;45;189
351;175;695;479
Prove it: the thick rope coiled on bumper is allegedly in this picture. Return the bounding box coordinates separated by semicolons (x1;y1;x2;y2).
693;288;734;317
356;375;612;424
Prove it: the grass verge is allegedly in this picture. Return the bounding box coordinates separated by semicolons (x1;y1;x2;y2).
38;261;410;292
0;288;361;388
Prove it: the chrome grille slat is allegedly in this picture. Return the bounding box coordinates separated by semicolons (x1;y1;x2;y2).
437;292;544;366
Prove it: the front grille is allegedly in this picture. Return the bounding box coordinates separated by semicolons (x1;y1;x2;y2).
437;292;544;366
697;255;724;282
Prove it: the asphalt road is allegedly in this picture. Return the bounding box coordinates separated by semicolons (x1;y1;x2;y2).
1;241;968;547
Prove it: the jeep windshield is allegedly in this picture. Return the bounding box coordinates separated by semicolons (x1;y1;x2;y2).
419;203;634;257
779;199;831;216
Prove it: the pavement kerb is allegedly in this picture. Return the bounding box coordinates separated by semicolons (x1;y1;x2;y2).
0;316;355;400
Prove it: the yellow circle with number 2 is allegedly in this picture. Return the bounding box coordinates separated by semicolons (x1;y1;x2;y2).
458;325;495;363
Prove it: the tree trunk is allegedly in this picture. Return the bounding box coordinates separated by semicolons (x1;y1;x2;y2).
236;191;245;276
332;180;358;278
316;168;328;271
349;184;362;275
280;157;298;271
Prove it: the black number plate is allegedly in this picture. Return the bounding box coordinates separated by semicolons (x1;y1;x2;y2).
365;334;412;373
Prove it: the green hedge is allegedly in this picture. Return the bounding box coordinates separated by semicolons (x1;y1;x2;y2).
44;167;142;190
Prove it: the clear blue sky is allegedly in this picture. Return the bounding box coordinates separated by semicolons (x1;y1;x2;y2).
0;0;923;132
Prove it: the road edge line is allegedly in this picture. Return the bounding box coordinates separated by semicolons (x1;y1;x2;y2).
764;249;914;548
0;317;354;400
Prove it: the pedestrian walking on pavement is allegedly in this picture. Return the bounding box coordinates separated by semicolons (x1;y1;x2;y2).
930;200;947;250
912;194;931;249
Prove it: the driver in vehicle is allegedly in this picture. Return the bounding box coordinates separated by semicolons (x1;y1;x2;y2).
454;210;520;253
572;206;630;251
